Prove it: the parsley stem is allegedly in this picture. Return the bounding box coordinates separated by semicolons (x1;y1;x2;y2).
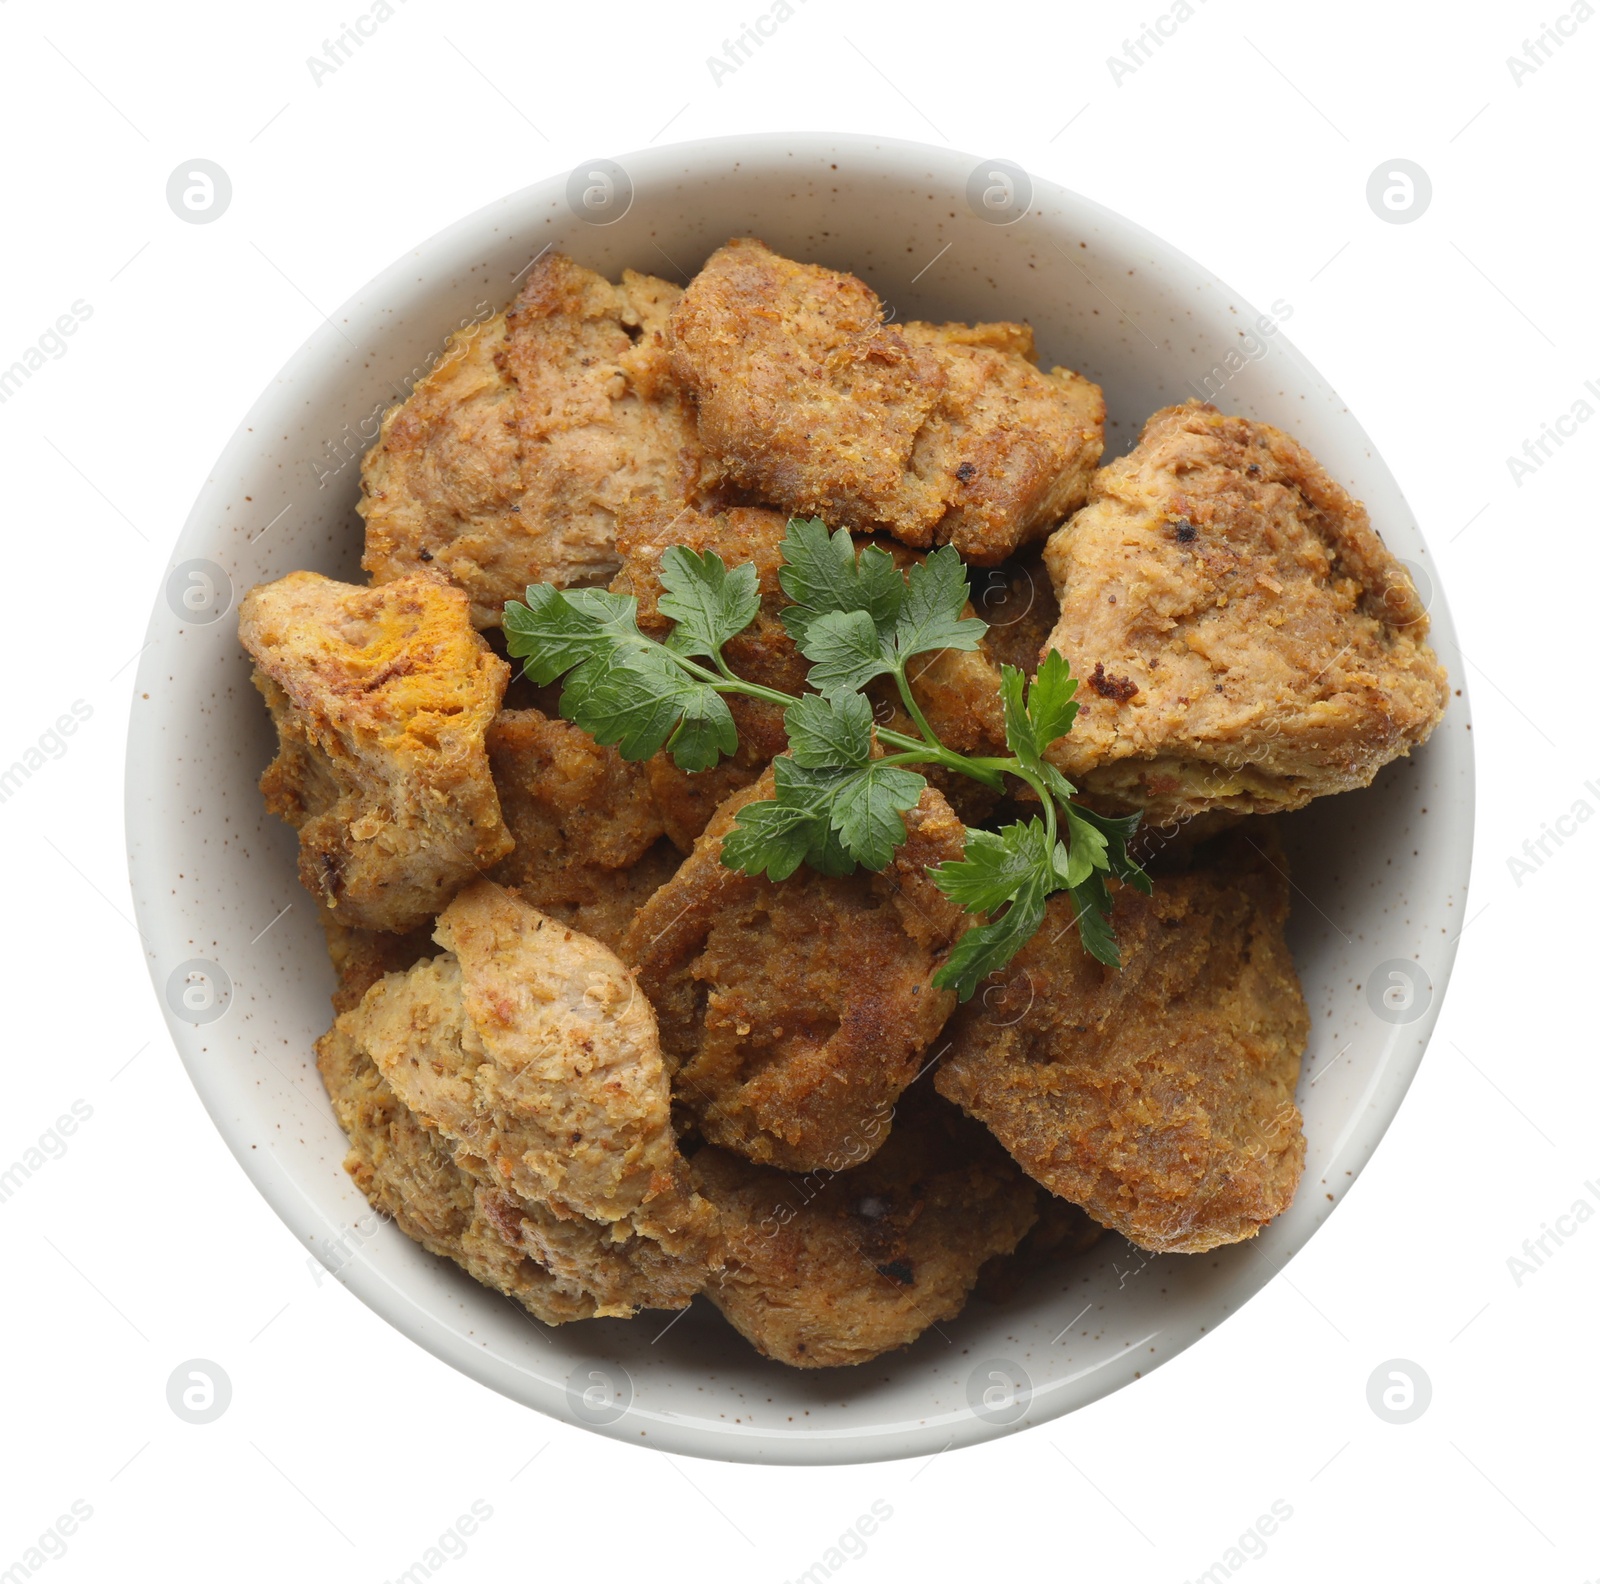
891;661;943;754
1013;765;1058;849
675;646;1007;790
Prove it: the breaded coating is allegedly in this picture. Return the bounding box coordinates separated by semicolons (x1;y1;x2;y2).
1041;403;1449;821
972;549;1059;678
321;917;438;1013
240;571;512;933
935;830;1309;1254
317;1012;701;1321
646;753;769;855
668;239;1104;562
483;704;665;902
358;880;701;1242
622;770;971;1172
317;1014;600;1322
692;1103;1037;1367
519;841;681;955
360;253;707;627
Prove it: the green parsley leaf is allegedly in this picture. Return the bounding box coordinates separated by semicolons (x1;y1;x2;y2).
563;646;737;770
893;545;987;664
1025;649;1080;749
1039;761;1079;808
504;585;736;772
930;820;1053;913
720;796;828;882
778;517;904;649
999;651;1081;774
830;762;926;870
997;663;1039;769
723;757;862;881
656;547;761;658
1066;803;1152;893
724;752;925;879
796;608;896;696
661;680;741;773
785;690;873;769
933;873;1050;1002
1060;806;1109;886
503;584;640;685
1067;873;1121;967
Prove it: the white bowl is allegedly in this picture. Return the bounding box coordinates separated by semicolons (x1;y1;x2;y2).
126;132;1473;1465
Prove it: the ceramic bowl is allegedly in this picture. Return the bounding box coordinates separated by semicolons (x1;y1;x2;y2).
125;132;1473;1465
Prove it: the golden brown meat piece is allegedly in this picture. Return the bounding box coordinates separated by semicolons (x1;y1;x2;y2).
484;706;676;945
693;1103;1037;1367
668;239;1104;563
499;842;680;956
318;879;712;1315
935;830;1309;1254
318;1014;701;1321
356;881;705;1246
240;571;512;933
1041;403;1449;822
361;253;707;627
622;771;971;1172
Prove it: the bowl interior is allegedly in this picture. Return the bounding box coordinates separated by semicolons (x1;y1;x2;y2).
126;133;1472;1465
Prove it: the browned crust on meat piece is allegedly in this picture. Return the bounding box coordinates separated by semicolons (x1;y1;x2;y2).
488;707;665;875
420;881;704;1237
484;704;674;947
317;1011;702;1321
1041;402;1448;820
668;239;1104;562
621;769;972;1172
935;828;1310;1254
316;1012;602;1323
239;570;512;933
520;840;681;955
360;252;708;627
317;879;715;1314
692;1103;1037;1367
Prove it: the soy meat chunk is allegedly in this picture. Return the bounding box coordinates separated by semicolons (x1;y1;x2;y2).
622;771;971;1173
1041;402;1448;821
692;1103;1037;1367
361;253;707;627
317;1015;701;1322
240;570;512;933
485;706;676;948
935;830;1309;1255
668;239;1104;562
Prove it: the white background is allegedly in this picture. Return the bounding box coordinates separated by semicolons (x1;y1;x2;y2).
1;0;1594;1579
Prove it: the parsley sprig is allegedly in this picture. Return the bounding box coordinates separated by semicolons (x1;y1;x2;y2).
503;518;1150;999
